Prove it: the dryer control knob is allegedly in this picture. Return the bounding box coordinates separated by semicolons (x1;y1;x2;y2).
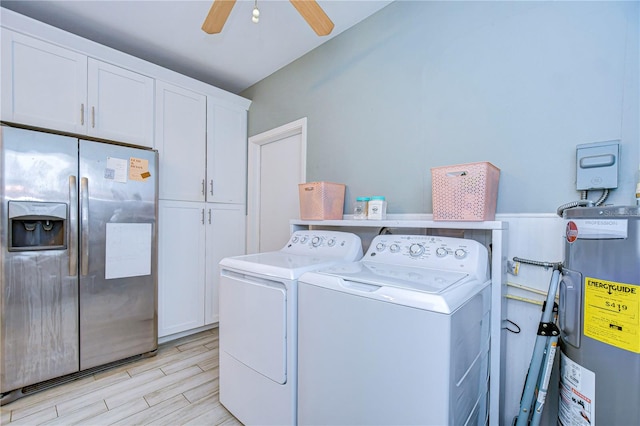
312;236;322;247
376;242;386;252
435;247;448;257
454;249;467;259
409;243;424;257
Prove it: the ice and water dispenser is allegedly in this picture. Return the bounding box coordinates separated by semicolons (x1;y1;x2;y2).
8;201;67;251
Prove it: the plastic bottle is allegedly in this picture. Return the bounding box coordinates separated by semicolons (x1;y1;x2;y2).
353;197;370;220
636;167;640;206
367;196;387;220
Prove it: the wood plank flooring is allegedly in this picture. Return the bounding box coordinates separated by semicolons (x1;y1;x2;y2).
0;327;242;425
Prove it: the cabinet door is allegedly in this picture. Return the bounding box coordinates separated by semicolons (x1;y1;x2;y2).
158;200;206;337
205;203;246;324
206;102;247;203
87;59;154;147
155;81;207;201
1;29;87;134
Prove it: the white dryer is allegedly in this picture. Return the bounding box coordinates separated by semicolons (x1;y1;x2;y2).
218;230;363;425
297;234;492;426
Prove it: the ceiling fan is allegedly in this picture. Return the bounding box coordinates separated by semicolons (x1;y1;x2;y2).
202;0;335;36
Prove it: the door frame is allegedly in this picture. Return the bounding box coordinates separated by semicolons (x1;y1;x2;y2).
247;117;307;253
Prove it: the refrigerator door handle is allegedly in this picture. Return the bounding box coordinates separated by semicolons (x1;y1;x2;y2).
69;176;78;276
80;177;90;276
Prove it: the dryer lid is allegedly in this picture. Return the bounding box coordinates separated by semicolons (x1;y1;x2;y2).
219;251;353;280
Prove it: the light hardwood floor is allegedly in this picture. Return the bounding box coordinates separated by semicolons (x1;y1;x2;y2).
0;327;242;425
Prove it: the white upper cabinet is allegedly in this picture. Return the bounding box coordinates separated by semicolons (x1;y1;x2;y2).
87;59;154;147
155;81;207;201
1;29;88;135
206;102;248;204
1;29;154;147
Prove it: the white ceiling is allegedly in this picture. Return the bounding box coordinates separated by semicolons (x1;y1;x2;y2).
1;0;393;94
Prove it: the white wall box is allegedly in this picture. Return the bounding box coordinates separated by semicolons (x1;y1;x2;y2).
155;81;207;201
1;29;155;147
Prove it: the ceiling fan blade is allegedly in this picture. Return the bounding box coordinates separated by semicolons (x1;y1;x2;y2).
289;0;334;36
202;0;237;34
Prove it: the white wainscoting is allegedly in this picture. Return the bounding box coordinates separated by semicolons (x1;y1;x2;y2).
496;213;566;425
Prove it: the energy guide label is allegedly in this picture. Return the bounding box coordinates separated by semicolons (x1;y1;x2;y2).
584;277;640;353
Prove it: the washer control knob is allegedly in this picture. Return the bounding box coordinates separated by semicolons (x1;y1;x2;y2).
292;236;299;243
376;242;386;252
311;236;323;247
300;236;309;244
327;238;336;247
454;249;468;259
389;244;400;253
409;243;424;257
435;247;448;257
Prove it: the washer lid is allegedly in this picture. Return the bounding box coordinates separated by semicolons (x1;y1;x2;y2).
300;263;488;314
316;261;470;294
219;251;352;280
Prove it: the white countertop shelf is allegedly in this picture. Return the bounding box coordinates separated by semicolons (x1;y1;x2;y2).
291;214;508;231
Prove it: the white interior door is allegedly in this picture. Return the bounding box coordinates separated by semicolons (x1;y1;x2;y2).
247;118;306;254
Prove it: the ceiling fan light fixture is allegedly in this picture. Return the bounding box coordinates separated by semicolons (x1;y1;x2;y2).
252;1;260;24
202;0;333;35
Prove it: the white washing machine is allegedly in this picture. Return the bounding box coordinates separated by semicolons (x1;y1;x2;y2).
297;234;492;426
218;230;363;425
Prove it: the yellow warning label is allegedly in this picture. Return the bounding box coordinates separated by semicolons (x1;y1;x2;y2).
584;277;640;353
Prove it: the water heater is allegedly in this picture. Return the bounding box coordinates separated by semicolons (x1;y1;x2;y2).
559;206;640;425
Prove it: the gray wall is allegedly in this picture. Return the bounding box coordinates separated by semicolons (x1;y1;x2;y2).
242;1;639;215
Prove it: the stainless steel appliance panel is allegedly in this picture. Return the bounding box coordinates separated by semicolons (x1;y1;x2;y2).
560;206;640;425
78;140;158;370
0;126;80;392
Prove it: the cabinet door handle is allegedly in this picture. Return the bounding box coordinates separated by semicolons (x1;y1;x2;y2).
209;180;213;196
91;106;95;128
201;179;205;196
201;208;205;225
208;208;212;225
80;104;85;125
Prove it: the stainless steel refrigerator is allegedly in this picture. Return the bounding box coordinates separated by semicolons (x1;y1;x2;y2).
1;125;158;403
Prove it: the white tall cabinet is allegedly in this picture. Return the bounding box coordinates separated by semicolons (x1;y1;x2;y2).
155;82;248;337
1;9;251;341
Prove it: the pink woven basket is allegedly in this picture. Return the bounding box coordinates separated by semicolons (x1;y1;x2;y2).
431;162;500;221
298;182;345;220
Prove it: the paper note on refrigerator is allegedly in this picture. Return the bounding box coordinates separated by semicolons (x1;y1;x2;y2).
105;223;152;279
106;157;128;183
129;157;150;181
